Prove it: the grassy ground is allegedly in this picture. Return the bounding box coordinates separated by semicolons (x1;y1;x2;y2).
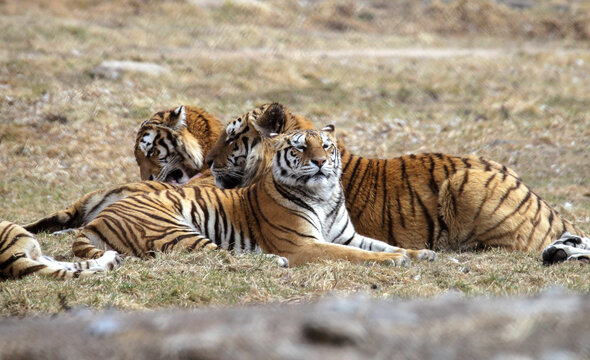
1;0;589;316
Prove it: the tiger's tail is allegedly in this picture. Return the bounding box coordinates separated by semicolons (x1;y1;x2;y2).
439;169;584;251
0;221;121;279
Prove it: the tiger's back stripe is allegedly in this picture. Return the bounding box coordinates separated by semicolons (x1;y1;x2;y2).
346;159;372;215
415;191;436;249
458;170;470;195
426;155;439;193
381;159;393;244
472;173;499;222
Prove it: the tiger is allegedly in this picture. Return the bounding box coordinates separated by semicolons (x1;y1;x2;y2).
70;127;436;267
0;220;120;279
205;102;585;253
25;105;221;234
135;105;223;184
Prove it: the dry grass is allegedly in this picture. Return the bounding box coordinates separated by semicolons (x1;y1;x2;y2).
1;0;589;316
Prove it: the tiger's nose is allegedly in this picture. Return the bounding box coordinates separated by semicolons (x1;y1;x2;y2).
311;158;326;168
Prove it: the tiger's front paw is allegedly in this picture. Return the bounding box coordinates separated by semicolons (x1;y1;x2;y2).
408;249;437;261
203;243;219;251
383;253;411;267
96;250;122;271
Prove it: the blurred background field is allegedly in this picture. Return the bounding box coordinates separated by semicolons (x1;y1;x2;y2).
0;0;589;315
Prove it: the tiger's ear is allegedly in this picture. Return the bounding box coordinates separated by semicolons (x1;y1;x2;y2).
171;105;187;130
321;124;335;133
252;103;286;137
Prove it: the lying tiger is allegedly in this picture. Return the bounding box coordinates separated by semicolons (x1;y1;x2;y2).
0;220;120;279
205;103;585;256
71;127;435;266
135;105;221;184
25;105;221;234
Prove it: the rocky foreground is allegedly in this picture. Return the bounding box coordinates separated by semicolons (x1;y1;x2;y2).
1;288;588;360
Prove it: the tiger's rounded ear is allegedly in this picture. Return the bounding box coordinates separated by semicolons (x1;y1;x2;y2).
321;124;335;133
252;103;287;137
171;105;187;130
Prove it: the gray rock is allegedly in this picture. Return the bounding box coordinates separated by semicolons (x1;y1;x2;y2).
1;292;590;359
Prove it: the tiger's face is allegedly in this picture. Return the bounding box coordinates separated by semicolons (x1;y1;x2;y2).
204;111;259;188
205;103;314;189
135;105;222;184
272;127;340;193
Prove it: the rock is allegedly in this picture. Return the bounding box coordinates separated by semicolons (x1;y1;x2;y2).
91;60;170;79
1;291;590;359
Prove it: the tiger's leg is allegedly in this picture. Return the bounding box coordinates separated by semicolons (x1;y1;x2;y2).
542;233;590;265
334;233;436;261
281;241;411;267
439;169;581;252
38;251;122;272
329;209;436;261
0;221;121;279
24;181;174;234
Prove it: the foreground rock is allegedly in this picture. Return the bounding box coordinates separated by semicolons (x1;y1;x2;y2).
1;289;588;359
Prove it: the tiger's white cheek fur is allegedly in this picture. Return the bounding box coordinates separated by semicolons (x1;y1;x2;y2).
272;150;338;198
139;130;157;156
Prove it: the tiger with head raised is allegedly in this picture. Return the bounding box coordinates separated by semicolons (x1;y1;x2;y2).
71;127;435;266
25;105;222;234
0;220;120;279
204;103;585;256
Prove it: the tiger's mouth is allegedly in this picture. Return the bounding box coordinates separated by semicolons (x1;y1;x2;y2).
308;169;331;180
163;168;201;185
